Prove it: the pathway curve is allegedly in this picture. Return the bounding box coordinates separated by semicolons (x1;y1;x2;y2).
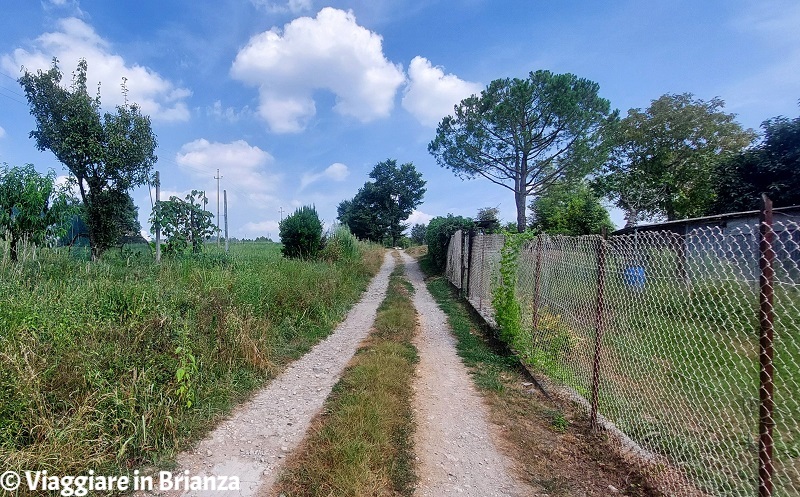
140;252;394;497
401;251;532;497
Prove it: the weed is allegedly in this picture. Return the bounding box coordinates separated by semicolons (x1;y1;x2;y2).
0;241;384;490
550;410;569;433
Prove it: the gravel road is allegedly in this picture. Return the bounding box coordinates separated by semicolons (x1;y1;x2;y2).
140;250;531;496
402;251;532;497
138;252;394;497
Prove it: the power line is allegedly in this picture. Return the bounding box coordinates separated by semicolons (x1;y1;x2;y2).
0;83;26;99
0;87;26;105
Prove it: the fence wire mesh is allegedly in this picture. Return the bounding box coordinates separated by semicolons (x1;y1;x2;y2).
446;220;799;497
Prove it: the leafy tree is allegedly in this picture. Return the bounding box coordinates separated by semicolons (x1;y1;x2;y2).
711;113;800;213
151;190;215;254
595;93;756;226
337;193;383;242
475;207;501;233
0;163;74;261
428;70;615;232
528;180;614;235
337;159;426;246
425;214;474;273
280;205;323;259
409;223;427;245
19;58;157;259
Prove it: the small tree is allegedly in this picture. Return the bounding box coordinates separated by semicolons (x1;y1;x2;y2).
409;223;427;245
151;191;215;255
19;58;157;259
280;205;323;259
425;214;474;273
0;163;74;261
529;181;614;235
475;207;501;233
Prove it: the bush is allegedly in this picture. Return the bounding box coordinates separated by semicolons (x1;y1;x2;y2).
279;205;323;259
425;214;474;273
320;225;360;262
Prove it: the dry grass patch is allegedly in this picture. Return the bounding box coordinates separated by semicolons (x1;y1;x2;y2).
274;254;418;497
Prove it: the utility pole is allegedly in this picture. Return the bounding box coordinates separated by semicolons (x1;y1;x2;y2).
279;206;284;222
214;169;222;246
154;171;161;263
224;189;229;253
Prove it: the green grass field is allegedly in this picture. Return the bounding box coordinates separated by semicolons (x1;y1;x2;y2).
0;241;384;489
514;259;800;496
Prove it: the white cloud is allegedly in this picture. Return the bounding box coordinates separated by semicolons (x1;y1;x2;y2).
1;18;191;122
300;162;349;189
402;56;482;127
406;209;434;227
231;7;406;133
0;125;5;139
251;0;312;14
175;139;280;208
206;100;251;122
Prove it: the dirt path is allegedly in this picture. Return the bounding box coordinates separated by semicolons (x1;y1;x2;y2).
139;252;394;497
401;252;533;497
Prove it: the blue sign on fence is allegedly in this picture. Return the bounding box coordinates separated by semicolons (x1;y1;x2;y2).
623;265;646;288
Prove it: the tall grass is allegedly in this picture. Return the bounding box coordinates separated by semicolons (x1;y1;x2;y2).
0;241;384;489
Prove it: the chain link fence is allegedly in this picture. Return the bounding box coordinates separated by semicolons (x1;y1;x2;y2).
445;209;799;496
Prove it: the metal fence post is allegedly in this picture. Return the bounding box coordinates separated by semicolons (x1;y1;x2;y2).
758;194;775;497
459;230;469;298
465;229;475;301
532;235;543;333
590;228;608;431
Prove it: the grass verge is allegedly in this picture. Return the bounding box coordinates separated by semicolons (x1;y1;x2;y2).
0;241;384;493
275;253;418;497
417;254;661;497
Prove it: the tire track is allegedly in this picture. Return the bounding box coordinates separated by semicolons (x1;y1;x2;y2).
402;251;533;497
138;252;394;497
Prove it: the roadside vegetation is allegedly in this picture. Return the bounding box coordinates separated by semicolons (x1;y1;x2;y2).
0;241;383;489
417;252;661;496
275;254;418;497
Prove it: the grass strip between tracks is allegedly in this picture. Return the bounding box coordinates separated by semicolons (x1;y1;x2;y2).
275;253;418;496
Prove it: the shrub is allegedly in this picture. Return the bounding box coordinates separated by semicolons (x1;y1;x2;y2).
320;225;360;262
425;214;474;273
279;205;323;259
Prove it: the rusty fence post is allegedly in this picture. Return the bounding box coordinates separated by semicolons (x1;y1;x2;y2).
460;230;467;297
532;235;543;333
465;229;475;302
759;194;776;497
590;228;608;431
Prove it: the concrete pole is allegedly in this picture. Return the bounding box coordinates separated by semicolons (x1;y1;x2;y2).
155;171;161;263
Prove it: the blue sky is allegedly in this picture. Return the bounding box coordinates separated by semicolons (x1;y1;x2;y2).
1;0;798;238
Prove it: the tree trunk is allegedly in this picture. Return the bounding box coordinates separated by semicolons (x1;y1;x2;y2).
624;209;639;228
515;190;527;233
10;235;18;262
